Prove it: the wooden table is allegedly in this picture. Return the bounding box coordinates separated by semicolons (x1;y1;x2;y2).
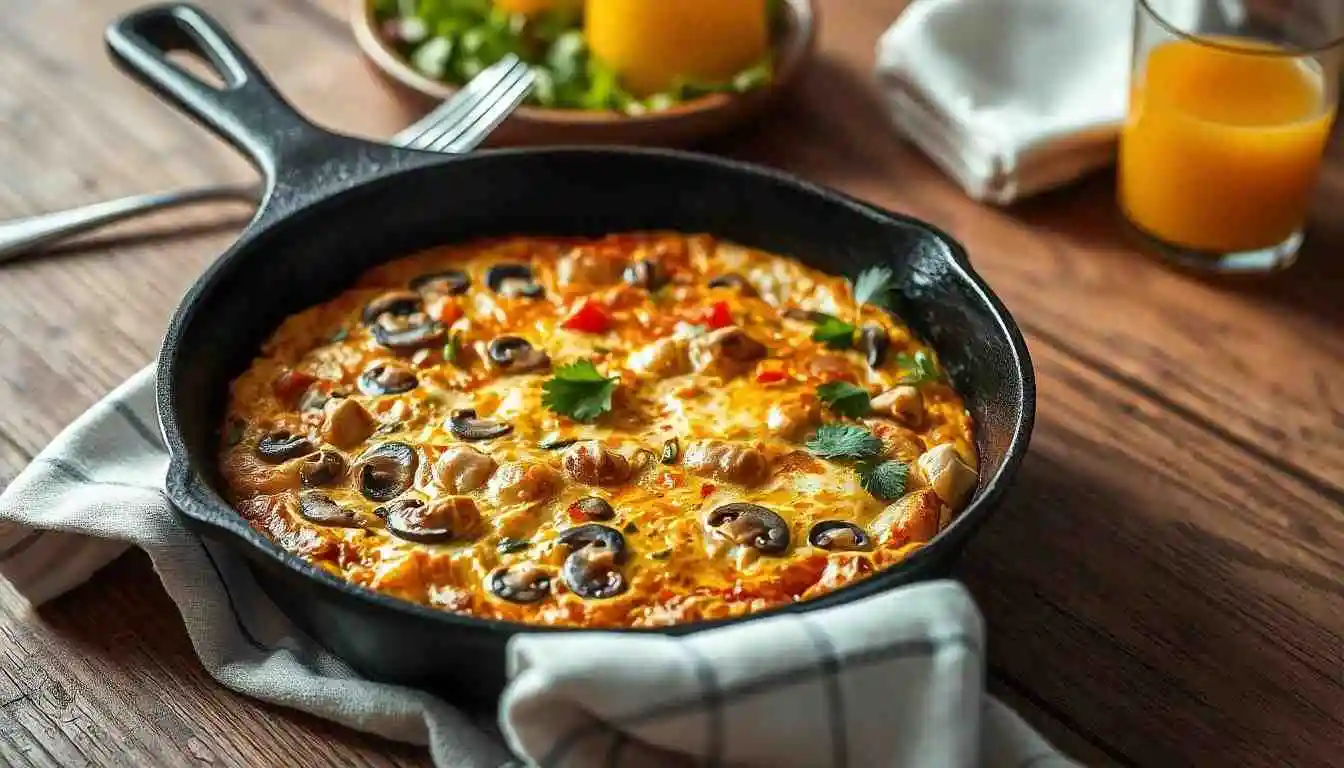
1;0;1340;765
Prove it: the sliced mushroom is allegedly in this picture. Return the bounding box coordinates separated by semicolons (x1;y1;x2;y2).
488;563;552;604
321;398;378;449
487;336;551;373
558;524;628;599
808;520;873;552
355;442;418;502
628;337;690;378
488;461;562;506
660;438;679;465
485;264;543;298
358;362;419;396
561;440;631;486
410;270;471;296
682;440;769;485
256;431;315;464
872;385;924;427
361;290;422;325
688;326;767;377
915;444;979;509
859;325;891;368
622;259;667;291
433;445;498;493
298;491;362;528
299;449;348;487
705;503;790;555
377;496;481;543
571;496;615;521
371;310;444;351
447;408;513;441
707;273;758;296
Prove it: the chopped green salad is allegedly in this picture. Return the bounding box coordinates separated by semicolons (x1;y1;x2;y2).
372;0;780;114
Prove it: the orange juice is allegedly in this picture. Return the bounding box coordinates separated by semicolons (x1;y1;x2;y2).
586;0;769;96
1120;38;1335;253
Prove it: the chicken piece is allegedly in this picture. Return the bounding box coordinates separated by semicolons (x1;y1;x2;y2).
766;399;820;441
556;247;625;287
913;444;978;509
873;489;944;546
628;337;691;378
488;461;563;506
871;385;923;427
562;440;632;486
688;326;767;378
321;398;377;449
863;419;924;463
433;446;498;494
683;440;769;486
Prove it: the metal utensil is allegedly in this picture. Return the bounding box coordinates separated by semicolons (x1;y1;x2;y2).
0;54;534;264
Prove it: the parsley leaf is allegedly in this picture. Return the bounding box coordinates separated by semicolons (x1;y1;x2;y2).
542;360;619;422
895;350;943;386
817;382;872;418
811;314;856;349
858;459;909;501
852;266;894;309
806;424;883;460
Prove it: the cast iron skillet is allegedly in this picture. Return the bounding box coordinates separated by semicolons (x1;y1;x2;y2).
107;3;1035;705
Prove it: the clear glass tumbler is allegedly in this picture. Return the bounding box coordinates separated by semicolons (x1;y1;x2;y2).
1119;0;1344;275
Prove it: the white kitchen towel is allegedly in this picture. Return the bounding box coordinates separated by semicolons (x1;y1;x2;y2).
0;366;1078;768
875;0;1212;204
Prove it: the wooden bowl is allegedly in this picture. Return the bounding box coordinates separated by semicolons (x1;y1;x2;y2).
351;0;819;147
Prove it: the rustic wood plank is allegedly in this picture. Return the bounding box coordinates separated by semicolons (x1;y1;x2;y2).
0;558;431;768
959;339;1344;767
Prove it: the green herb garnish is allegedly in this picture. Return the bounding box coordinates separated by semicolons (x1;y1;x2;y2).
444;332;462;365
852;266;894;310
811;314;856;350
817;382;872;418
373;0;780;114
805;424;883;460
858;459;909;501
542;360;619;422
896;350;943;386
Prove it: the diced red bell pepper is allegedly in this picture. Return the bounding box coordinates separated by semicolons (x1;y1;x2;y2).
426;296;463;325
272;370;316;407
703;300;733;330
755;369;788;384
562;299;612;334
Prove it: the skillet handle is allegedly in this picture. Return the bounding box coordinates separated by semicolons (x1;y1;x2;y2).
104;3;329;182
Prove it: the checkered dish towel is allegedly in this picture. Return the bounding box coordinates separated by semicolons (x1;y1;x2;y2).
0;366;1076;768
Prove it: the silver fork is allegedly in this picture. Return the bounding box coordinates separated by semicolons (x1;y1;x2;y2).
0;55;534;264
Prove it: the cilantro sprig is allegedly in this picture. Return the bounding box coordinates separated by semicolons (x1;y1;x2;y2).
858;459;909;501
817;382;872;418
852;266;894;310
810;314;856;350
805;424;883;460
896;350;943;386
541;360;618;422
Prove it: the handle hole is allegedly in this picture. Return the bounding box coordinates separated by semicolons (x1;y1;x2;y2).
166;49;227;89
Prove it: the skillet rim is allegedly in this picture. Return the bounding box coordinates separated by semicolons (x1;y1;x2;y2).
157;145;1036;637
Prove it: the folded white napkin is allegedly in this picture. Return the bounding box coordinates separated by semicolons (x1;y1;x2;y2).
0;367;1077;767
875;0;1206;204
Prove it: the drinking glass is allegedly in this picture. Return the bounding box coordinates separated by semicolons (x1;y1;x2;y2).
1120;0;1344;275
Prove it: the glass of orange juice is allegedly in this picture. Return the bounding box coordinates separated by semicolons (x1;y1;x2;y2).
1120;0;1344;274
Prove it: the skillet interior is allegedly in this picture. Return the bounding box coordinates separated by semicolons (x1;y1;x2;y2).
161;147;1034;702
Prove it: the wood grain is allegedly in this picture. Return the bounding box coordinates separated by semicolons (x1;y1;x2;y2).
0;0;1341;765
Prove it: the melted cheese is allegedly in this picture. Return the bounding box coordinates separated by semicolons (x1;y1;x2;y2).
220;233;977;628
